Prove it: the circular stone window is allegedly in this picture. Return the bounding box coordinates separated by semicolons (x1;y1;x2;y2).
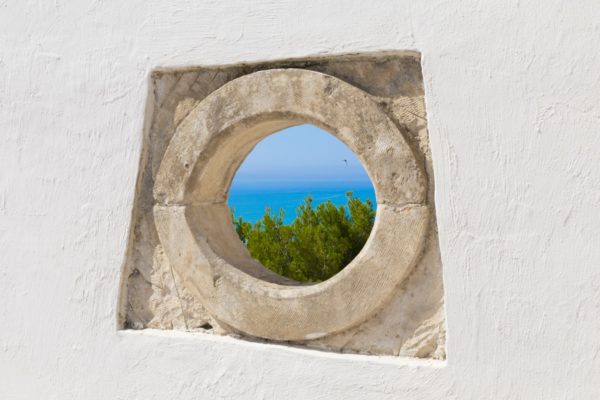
153;69;429;341
228;124;378;283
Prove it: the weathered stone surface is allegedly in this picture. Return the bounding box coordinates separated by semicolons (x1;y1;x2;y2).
154;69;427;207
119;52;446;358
400;306;446;359
154;202;429;340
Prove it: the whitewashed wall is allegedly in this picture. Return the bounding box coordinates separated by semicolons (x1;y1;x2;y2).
1;1;599;399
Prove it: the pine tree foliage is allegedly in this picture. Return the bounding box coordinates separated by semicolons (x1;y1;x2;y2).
232;192;376;282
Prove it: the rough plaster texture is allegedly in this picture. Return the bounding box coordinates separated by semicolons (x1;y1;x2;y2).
1;1;600;399
121;55;446;356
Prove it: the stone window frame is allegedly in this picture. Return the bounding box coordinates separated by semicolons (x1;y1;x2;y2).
153;69;429;341
119;52;446;359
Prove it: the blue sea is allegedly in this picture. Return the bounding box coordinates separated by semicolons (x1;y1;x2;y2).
228;180;376;224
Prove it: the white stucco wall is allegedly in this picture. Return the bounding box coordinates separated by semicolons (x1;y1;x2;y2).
1;1;599;399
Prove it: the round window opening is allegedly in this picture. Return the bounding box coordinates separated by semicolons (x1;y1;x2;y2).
228;124;377;283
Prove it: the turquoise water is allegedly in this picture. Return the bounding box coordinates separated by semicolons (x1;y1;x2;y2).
228;180;376;224
228;124;377;224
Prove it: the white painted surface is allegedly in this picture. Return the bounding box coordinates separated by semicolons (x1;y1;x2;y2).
1;1;599;398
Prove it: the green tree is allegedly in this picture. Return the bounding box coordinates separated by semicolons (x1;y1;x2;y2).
231;193;375;282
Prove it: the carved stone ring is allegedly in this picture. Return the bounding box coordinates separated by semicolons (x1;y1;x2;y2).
153;69;429;341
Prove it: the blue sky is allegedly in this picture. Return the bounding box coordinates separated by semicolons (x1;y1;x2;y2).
232;124;372;187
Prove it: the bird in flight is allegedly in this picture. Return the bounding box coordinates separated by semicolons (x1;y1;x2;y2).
342;159;348;166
